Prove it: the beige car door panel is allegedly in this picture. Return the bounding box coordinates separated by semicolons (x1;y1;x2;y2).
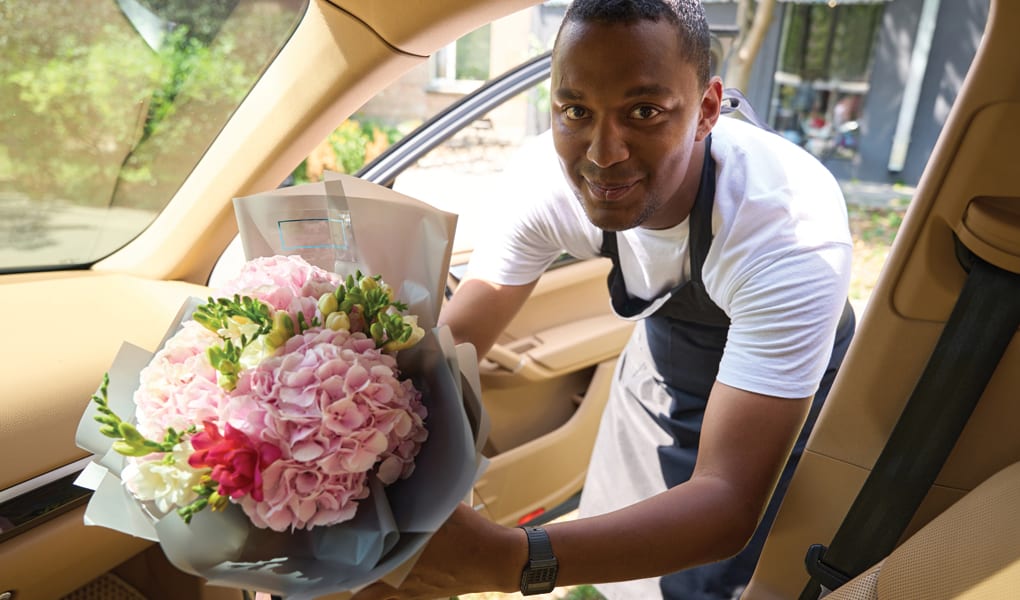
474;359;618;527
747;2;1020;597
1;273;221;598
2;273;212;493
455;256;634;525
485;257;631;379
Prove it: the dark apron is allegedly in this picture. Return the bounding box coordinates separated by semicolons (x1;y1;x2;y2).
598;136;855;599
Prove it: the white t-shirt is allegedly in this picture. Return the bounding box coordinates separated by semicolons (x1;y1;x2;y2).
466;116;852;399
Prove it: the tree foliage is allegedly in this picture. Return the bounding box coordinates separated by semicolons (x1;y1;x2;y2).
722;0;777;94
0;0;300;209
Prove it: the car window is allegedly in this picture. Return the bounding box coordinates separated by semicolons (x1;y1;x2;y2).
0;0;307;273
206;4;564;288
293;4;565;249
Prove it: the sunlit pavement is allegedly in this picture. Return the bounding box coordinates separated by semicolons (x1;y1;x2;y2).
839;179;915;209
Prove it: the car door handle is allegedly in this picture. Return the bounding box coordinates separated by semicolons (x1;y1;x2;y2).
484;343;527;373
481;315;633;382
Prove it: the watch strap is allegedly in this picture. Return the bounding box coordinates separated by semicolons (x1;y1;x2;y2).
519;526;558;595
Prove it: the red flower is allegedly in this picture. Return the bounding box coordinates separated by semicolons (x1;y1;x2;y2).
189;421;282;501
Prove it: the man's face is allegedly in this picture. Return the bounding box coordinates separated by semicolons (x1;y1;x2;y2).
551;19;718;231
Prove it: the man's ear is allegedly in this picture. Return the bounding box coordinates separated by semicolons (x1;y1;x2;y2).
696;76;724;142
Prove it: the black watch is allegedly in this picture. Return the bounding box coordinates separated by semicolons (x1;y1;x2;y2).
519;526;559;595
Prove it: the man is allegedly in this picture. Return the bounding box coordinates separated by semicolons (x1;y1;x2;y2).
356;1;854;598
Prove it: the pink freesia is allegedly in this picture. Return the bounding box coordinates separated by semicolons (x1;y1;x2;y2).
188;421;282;501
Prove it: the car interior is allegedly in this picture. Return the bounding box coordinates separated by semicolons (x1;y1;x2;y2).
1;1;1017;599
745;0;1020;597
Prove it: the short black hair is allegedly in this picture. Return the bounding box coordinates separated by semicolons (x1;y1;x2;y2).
555;0;711;87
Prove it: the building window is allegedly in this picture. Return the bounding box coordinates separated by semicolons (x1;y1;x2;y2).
430;24;492;94
771;2;884;162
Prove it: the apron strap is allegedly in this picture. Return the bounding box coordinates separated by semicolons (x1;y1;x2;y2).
721;88;775;133
688;134;715;284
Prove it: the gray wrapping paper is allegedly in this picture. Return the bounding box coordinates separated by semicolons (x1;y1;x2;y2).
74;174;488;599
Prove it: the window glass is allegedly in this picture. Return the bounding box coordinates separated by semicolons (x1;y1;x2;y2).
770;3;883;161
0;0;307;272
454;25;493;81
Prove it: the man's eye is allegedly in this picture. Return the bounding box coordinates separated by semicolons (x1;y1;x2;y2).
563;106;589;120
630;106;661;120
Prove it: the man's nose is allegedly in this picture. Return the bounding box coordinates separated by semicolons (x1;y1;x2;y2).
586;118;629;168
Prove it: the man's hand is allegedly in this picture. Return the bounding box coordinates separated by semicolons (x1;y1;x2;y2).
352;503;527;600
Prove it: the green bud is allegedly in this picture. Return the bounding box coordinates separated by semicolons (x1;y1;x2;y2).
217;370;239;392
112;440;156;457
359;276;378;292
94;413;116;426
118;422;146;443
178;497;209;523
209;491;229;512
370;322;385;343
318;292;338;317
325;311;351;331
264;311;295;350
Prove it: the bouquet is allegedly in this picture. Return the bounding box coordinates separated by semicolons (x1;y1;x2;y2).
91;255;428;531
75;174;488;599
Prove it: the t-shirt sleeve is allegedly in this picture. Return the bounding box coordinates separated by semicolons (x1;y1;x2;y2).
707;120;854;399
716;242;852;399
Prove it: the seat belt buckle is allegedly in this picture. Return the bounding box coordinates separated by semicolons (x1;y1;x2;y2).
804;544;852;595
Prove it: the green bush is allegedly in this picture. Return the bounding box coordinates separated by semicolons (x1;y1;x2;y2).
564;585;607;599
291;118;402;185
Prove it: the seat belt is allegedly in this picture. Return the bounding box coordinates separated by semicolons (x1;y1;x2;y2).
800;242;1020;599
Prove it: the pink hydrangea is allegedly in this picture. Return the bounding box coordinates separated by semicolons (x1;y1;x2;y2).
134;320;227;440
224;327;427;531
216;255;341;327
238;461;370;531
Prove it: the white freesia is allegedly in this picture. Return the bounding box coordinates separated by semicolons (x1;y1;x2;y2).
218;314;276;371
218;316;263;343
383;315;426;352
122;441;207;513
239;335;274;370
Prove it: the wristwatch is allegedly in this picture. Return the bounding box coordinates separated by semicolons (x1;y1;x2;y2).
519;526;559;595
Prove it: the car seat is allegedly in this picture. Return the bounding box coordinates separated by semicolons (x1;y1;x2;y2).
825;460;1020;599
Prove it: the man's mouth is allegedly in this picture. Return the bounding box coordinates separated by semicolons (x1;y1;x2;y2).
585;179;638;201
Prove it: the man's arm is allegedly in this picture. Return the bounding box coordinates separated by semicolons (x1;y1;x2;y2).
546;382;810;584
438;276;540;357
353;381;811;598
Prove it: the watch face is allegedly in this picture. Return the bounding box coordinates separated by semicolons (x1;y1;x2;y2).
521;573;556;594
521;559;558;594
